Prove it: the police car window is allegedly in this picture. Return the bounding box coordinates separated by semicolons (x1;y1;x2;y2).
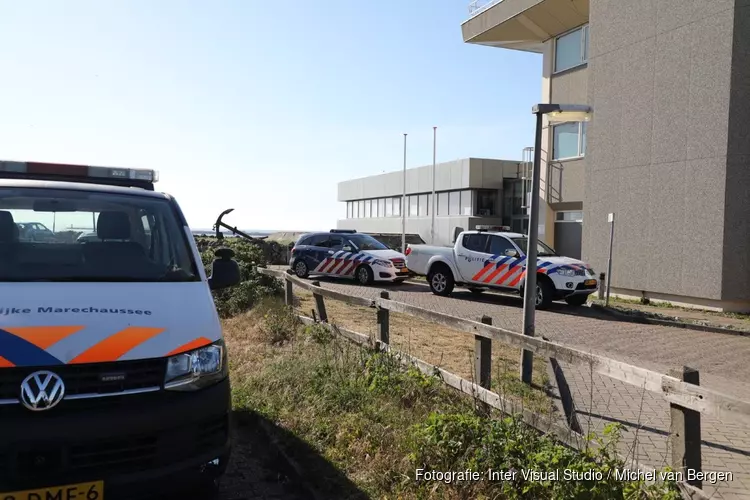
511;238;557;257
462;233;489;252
345;234;388;251
307;234;330;247
328;235;345;250
0;187;199;283
488;235;515;255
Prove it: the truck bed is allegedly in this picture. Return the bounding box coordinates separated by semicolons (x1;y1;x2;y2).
405;244;454;277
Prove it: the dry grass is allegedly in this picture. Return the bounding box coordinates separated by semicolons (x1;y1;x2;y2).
294;289;552;413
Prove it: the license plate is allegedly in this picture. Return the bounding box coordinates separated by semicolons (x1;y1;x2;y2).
584;279;597;286
399;268;409;273
2;480;104;500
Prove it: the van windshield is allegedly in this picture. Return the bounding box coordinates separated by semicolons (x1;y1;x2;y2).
0;187;200;283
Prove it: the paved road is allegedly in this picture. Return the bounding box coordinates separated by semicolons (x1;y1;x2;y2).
280;271;750;498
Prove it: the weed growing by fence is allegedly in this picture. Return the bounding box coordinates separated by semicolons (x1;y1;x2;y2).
227;299;680;499
197;237;281;317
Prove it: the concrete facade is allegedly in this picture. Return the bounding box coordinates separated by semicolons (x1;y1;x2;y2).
337;158;522;247
463;0;750;311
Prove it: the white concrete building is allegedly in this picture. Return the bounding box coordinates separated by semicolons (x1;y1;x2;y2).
336;157;584;252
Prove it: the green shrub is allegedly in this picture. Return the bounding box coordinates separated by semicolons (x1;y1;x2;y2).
198;237;281;317
257;299;300;345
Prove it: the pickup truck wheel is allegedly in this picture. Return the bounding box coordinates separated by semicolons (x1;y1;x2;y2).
535;278;554;309
428;266;455;296
565;294;589;306
294;259;310;278
356;265;374;285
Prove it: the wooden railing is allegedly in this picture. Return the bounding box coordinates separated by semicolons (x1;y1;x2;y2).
258;267;749;498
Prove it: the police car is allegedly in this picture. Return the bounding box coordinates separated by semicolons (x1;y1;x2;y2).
406;225;599;309
290;230;409;285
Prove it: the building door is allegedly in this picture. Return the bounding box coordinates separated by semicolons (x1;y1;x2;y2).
554;211;583;259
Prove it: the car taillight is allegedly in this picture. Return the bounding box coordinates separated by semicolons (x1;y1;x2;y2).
405;246;411;256
291;248;297;255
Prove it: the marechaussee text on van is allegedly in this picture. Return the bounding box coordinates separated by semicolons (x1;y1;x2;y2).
0;161;242;499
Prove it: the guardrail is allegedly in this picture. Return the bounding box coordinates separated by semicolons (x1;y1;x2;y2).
258;266;747;498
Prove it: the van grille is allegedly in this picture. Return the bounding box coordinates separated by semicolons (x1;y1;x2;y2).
0;358;165;415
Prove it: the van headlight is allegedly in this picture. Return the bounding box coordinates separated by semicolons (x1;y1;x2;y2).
164;340;228;391
557;268;576;277
373;259;393;268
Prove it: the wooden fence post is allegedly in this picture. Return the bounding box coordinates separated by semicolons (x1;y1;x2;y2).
377;291;390;349
598;273;606;301
475;316;492;390
670;366;702;488
311;281;328;323
284;273;294;307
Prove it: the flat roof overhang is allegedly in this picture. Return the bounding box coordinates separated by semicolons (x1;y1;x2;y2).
462;0;589;53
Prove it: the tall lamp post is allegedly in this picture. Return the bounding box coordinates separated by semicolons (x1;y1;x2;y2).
520;104;592;384
401;133;407;253
431;126;437;244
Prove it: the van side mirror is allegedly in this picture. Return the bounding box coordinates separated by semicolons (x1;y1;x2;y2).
504;249;520;258
343;245;353;252
209;247;241;290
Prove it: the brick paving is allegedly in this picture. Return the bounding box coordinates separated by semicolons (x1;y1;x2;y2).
286;272;750;498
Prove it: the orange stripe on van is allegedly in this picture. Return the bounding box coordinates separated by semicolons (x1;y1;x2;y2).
0;355;14;368
69;327;165;364
2;326;84;349
167;337;213;356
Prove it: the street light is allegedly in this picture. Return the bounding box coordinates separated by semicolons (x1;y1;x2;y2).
520;103;592;384
401;133;407;253
431;126;437;244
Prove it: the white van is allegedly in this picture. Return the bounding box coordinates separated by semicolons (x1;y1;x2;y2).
0;160;241;499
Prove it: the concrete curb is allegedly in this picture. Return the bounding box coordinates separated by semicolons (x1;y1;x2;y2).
589;303;750;338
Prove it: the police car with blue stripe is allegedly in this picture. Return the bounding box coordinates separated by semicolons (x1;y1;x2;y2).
290;230;409;285
406;225;599;309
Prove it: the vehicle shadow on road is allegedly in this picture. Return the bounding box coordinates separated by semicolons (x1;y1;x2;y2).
227;409;369;500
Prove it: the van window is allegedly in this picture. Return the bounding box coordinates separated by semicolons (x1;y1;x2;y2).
0;187;199;282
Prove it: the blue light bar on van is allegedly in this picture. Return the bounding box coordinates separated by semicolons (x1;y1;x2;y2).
0;161;159;186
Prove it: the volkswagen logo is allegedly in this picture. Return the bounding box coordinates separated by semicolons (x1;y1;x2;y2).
20;371;65;411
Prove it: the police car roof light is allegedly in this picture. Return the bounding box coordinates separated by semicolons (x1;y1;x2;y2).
0;160;159;189
330;229;357;233
475;225;512;232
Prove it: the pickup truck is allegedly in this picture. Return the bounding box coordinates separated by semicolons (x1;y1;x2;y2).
405;227;599;309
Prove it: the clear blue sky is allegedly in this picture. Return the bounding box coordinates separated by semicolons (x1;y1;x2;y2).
0;1;541;231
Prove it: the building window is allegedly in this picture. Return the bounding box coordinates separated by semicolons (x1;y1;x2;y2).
449;191;460;215
376;198;384;217
346;202;352;219
476;190;497;216
552;122;587;160
438;192;449;216
393;197;401;217
408;195;417;217
418;194;428;216
556;211;583;222
358;200;365;218
364;200;371;218
382;198;391;217
460;190;473;216
555;25;588;73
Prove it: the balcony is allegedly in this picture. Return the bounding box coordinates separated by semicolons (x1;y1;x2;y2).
462;0;588;53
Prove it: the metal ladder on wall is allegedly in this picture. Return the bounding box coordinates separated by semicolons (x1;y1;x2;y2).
520;146;534;213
